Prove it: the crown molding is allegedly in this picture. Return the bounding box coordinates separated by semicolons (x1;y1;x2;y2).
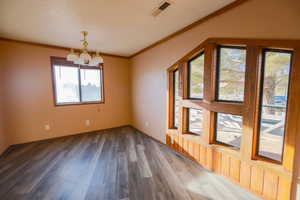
0;0;250;60
129;0;250;58
0;37;129;59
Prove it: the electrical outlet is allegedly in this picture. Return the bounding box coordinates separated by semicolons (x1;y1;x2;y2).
45;124;50;131
85;120;91;126
145;121;149;127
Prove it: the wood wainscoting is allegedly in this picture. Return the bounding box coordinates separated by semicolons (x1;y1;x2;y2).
166;38;300;200
166;134;291;200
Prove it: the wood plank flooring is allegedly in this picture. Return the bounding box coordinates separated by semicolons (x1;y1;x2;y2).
0;126;261;200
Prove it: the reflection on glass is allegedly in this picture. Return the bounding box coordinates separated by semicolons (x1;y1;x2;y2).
188;108;203;135
258;50;292;162
54;65;80;103
174;70;180;128
217;47;246;102
80;69;102;102
216;113;243;149
189;53;204;99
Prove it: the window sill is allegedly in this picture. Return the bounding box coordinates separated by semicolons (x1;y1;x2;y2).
181;132;202;142
183;131;202;137
252;155;282;165
211;143;241;158
55;101;104;106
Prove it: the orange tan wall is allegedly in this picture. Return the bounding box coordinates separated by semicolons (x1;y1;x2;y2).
0;61;9;154
0;40;132;145
0;110;7;155
130;0;300;198
131;0;300;141
0;123;7;155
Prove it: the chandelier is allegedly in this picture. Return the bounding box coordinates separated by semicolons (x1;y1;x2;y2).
67;31;104;66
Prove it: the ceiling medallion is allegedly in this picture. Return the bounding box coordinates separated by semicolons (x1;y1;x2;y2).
67;31;103;66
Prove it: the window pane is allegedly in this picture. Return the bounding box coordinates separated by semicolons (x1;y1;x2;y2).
188;108;203;135
80;69;102;102
189;53;204;99
174;70;180;128
258;50;292;162
217;47;246;102
216;113;243;149
54;65;80;103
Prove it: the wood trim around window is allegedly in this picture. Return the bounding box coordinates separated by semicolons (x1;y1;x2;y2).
166;38;300;199
50;56;105;106
187;52;205;100
252;49;294;165
167;65;179;130
215;45;247;103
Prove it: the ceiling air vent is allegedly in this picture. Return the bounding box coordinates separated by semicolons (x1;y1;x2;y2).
152;1;172;17
159;1;171;10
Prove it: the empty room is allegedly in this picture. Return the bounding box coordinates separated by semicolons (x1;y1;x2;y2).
0;0;300;199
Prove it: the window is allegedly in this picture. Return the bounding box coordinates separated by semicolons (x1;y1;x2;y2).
53;65;80;103
188;53;204;99
168;39;299;172
174;69;180;128
51;57;104;105
257;50;293;162
216;46;246;102
188;108;203;135
80;69;102;102
215;113;243;149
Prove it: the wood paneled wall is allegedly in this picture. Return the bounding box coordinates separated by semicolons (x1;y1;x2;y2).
166;134;291;200
166;38;300;200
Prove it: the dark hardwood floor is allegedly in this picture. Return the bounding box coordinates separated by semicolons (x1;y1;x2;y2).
0;126;261;200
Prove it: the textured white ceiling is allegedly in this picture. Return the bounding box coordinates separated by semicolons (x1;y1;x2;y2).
0;0;235;56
